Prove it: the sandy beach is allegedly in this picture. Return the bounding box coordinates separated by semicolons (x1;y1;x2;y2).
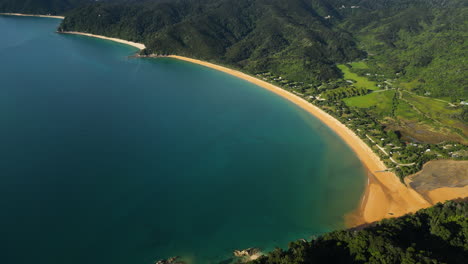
166;56;442;225
13;23;467;226
167;57;468;226
59;32;146;50
0;13;64;19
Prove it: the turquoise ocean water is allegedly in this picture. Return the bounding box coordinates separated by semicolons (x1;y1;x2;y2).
0;16;365;264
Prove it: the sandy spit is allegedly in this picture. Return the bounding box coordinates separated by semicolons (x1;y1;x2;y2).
59;31;146;50
0;15;145;50
0;13;65;19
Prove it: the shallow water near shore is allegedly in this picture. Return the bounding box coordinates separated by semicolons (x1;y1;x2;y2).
0;16;365;264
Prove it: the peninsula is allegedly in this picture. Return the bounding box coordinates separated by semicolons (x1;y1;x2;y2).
59;31;146;50
0;12;64;19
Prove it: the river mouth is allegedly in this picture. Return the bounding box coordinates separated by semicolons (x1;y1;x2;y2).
0;16;366;264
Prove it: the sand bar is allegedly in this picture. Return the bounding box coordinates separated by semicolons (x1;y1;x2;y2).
0;13;65;19
59;31;146;50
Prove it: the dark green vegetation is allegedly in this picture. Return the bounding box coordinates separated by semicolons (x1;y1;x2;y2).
58;0;365;83
249;200;468;264
49;0;466;100
1;0;467;175
346;1;467;100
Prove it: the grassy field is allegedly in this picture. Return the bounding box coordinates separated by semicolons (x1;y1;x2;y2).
403;92;466;132
337;60;467;143
338;64;379;91
395;99;426;122
343;89;467;143
343;90;395;116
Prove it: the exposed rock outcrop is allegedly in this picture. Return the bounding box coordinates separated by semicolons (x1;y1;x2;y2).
233;248;262;261
155;256;184;264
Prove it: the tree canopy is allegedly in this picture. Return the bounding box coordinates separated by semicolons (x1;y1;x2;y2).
251;200;468;264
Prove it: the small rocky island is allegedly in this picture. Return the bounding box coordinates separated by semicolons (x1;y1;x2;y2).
155;256;184;264
233;248;263;262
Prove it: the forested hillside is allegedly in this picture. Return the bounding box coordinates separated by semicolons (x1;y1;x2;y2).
249;200;468;264
2;0;466;100
340;0;467;100
58;0;365;83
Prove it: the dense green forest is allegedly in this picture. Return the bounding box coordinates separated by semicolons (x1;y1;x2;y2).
58;0;365;83
248;200;468;264
341;0;467;100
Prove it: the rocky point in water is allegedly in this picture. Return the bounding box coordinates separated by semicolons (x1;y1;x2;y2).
155;256;184;264
233;248;262;261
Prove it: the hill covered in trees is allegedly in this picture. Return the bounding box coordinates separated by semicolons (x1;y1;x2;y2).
58;0;365;83
340;0;467;100
248;199;468;264
1;0;466;100
49;0;465;102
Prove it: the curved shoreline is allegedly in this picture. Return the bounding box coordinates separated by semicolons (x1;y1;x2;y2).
166;56;434;225
59;31;146;50
46;31;467;225
0;13;64;19
3;14;465;226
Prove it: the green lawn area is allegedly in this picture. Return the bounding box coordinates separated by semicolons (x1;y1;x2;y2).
343;90;395;115
338;64;379;90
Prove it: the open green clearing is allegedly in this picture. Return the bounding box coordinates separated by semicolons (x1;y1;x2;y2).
338;64;378;91
395;99;425;121
402;92;466;133
343;90;395;116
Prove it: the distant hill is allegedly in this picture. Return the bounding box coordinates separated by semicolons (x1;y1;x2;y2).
340;0;467;99
58;0;365;83
51;0;466;100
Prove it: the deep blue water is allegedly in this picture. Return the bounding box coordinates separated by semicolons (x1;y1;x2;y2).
0;16;365;264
